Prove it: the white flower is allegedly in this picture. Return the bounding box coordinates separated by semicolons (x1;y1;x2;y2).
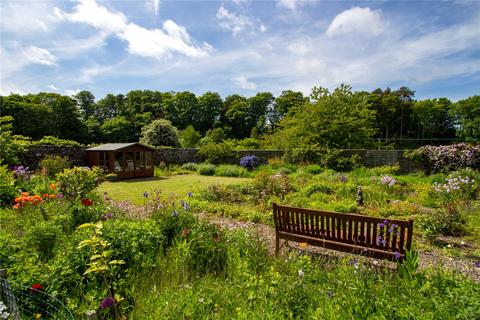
298;269;305;277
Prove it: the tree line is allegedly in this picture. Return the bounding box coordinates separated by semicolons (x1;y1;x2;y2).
0;86;478;148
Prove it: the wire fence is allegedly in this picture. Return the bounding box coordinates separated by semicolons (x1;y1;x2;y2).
0;276;74;320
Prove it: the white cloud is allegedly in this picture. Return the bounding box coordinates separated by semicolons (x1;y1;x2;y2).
64;89;81;96
232;76;257;90
216;6;253;35
22;46;57;66
56;0;211;59
47;84;60;91
0;0;58;34
326;7;385;37
260;24;268;33
277;0;297;11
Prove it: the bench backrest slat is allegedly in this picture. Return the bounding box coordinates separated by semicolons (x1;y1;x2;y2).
273;203;413;258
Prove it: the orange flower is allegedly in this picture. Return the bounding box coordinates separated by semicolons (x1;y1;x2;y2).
12;203;20;209
21;192;29;197
49;183;56;190
15;197;22;203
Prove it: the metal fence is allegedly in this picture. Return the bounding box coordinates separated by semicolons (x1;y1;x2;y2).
0;271;74;320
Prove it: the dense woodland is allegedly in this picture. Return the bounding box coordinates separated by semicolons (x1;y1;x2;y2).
1;85;479;148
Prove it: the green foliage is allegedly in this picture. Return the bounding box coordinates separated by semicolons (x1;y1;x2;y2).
32;135;82;147
214;165;249;177
272;84;376;149
180;162;198;171
140;119;180;147
304;164;323;175
0;116;26;165
199;128;227;145
56;167;104;200
39;155;71;177
452;95;480;142
284;146;360;171
0;165;16;207
180;125;201;147
197;163;216;176
198;142;233;164
25;220;62;261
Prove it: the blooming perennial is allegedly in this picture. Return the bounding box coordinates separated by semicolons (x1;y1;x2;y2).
380;175;397;187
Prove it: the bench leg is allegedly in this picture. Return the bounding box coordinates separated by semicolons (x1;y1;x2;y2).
275;235;280;256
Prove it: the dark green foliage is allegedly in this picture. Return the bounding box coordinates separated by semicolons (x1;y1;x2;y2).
214;165;248;177
0;165;16;206
452;95;480;142
32;136;82;146
0;116;26;165
180;125;201;148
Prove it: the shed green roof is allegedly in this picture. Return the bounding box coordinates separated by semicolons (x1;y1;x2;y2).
86;143;155;151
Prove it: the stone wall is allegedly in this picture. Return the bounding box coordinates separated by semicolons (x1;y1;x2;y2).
20;145;87;169
20;146;422;173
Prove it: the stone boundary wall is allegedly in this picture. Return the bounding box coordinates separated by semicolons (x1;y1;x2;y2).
20;145;87;169
21;147;422;172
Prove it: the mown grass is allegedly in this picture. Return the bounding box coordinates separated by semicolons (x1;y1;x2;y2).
98;175;251;205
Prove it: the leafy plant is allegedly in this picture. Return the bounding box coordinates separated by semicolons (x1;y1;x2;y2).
197;163;216;176
39;155;71;177
198;142;233;164
56;167;103;201
214;164;248;177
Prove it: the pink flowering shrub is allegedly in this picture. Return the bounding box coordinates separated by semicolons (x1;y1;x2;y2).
407;143;480;173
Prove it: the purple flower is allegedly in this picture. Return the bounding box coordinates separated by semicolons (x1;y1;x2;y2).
380;175;397;187
171;211;178;217
187;191;193;197
180;200;190;211
143;191;149;198
100;296;115;309
475;261;480;268
339;175;347;183
101;212;113;221
394;251;403;261
56;193;64;199
239;155;262;170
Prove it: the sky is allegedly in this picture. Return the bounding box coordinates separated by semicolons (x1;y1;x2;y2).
1;0;479;101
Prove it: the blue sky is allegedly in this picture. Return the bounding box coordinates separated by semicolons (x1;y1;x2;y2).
1;0;479;101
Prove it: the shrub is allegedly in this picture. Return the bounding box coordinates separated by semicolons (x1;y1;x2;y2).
181;125;201;148
322;150;360;172
0;165;16;207
406;143;480;173
198;142;233;164
305;164;323;175
235;138;261;150
197;163;216;176
39;155;71;177
214;165;248;177
25;221;62;261
304;183;334;197
140;119;180;147
199;128;227;145
32;136;81;147
283;144;324;164
0;116;26;165
56;167;104;200
239;155;262;170
181;163;198;171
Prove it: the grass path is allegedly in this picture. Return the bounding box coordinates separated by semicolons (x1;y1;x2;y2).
99;174;251;205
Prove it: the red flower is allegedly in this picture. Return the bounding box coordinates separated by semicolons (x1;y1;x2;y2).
30;283;43;291
81;199;93;206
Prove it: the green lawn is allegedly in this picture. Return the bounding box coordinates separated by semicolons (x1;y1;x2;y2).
99;174;251;205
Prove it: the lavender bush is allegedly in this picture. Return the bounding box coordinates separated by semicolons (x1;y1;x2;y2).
239;155;262;170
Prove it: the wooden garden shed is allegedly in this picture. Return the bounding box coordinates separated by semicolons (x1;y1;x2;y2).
86;143;155;180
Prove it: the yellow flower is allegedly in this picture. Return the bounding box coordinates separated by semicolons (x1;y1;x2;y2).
35;313;42;319
299;242;308;250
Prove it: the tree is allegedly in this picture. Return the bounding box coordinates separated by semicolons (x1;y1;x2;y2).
412;98;455;140
0;116;26;165
270;90;305;128
124;90;164;119
140;119;180;147
247;92;274;134
199;128;227;145
74;91;96;120
96;94;124;121
100;116;134;142
271;84;376;149
197;92;223;134
181;125;201;148
452;95;480;142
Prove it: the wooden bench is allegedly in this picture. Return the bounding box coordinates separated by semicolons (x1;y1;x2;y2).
273;203;413;262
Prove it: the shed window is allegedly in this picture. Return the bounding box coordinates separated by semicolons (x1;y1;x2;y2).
145;152;153;170
125;152;134;172
135;152;144;171
99;152;110;171
115;152;124;172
